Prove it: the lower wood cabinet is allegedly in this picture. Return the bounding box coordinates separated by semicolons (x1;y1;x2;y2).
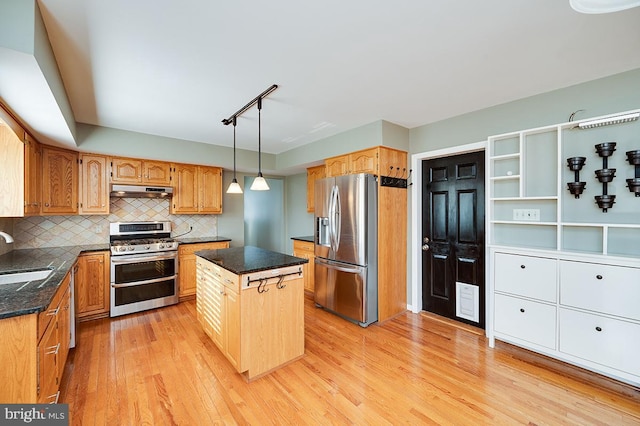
0;271;71;403
292;239;315;294
76;251;110;321
179;241;230;299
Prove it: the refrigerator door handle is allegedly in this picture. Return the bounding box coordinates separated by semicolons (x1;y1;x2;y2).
329;185;340;253
315;258;363;274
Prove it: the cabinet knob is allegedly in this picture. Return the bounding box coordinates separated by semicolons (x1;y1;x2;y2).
596;275;603;280
519;308;525;313
595;326;602;332
520;265;525;269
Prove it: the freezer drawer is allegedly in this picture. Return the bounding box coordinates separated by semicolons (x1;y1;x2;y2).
314;257;377;326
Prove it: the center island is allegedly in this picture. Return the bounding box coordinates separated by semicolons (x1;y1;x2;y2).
195;246;308;380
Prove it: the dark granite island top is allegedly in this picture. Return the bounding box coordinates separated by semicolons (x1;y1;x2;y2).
291;236;314;243
195;245;308;275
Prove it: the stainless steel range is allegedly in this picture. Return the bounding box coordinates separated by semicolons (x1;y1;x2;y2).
109;221;179;317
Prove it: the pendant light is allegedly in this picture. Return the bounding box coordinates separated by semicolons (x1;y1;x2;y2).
226;116;243;194
250;96;270;191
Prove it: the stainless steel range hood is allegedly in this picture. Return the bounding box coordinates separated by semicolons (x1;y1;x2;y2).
110;184;173;198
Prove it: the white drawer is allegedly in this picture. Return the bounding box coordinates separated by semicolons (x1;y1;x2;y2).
494;293;557;349
494;253;557;302
560;261;640;321
559;308;640;377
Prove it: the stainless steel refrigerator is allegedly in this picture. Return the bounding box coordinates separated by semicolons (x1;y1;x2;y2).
314;173;378;327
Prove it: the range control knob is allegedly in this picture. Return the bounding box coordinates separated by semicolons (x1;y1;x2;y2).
128;246;135;251
144;245;150;250
159;244;165;249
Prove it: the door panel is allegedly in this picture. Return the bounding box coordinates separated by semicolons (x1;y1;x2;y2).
422;151;485;328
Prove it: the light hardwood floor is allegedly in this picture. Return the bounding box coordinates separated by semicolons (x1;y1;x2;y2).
60;296;640;425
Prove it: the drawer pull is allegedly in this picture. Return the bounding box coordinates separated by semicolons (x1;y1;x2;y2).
520;265;526;269
595;326;602;332
519;308;525;313
596;274;603;280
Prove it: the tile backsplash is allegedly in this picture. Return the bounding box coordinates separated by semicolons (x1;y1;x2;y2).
14;198;218;249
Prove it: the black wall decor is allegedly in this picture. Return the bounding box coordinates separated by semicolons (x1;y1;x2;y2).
626;150;640;197
594;142;616;212
566;156;586;198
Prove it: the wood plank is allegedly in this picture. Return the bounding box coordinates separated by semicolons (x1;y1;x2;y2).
59;296;640;425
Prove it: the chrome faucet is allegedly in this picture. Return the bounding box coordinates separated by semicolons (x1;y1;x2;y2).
0;231;14;243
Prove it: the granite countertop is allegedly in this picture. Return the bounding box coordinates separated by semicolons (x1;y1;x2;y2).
196;245;308;275
0;244;110;320
175;236;232;244
291;236;314;243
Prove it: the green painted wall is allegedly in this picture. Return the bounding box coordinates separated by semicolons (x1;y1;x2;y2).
285;173;314;254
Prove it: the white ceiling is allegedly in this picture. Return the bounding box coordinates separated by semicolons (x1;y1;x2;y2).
30;0;640;154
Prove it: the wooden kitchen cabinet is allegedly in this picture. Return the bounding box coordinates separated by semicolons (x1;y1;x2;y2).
76;251;110;321
79;153;109;214
306;165;325;213
0;271;71;403
324;146;407;177
292;239;315;294
171;164;222;214
110;157;172;185
179;241;230;299
196;256;304;380
41;146;78;215
24;134;42;216
0;121;37;217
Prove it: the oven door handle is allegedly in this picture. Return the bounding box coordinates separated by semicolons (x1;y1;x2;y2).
111;275;178;288
111;253;177;264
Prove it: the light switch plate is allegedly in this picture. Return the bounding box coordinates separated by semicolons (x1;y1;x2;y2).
513;209;540;221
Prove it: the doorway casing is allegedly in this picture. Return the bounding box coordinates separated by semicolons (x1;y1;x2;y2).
409;141;487;331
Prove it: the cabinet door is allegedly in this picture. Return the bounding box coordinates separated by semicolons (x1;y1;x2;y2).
224;287;241;371
41;147;78;215
325;155;348;177
144;160;171;185
171;164;198;214
57;284;71;373
37;318;59;404
306;165;325;212
559;308;640;377
199;166;222;214
293;240;314;293
494;253;557;302
76;252;109;318
110;157;143;183
24;135;42;216
494;293;557;349
349;148;378;174
80;154;109;214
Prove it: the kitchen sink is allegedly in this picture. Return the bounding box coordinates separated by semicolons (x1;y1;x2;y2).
0;267;54;285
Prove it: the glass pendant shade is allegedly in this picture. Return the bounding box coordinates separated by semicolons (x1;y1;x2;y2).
227;178;243;194
250;174;270;191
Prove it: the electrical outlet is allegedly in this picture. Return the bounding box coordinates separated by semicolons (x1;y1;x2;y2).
513;209;540;221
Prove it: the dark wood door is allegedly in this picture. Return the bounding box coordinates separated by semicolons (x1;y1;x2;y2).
422;151;485;328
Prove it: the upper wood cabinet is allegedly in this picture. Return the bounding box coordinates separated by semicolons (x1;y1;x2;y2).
171;164;222;214
110;157;171;185
24;134;42;216
79;154;109;215
0;122;26;216
306;165;326;213
41;146;78;215
324;146;407;177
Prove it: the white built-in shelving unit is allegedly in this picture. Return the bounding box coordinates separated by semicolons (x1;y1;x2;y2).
486;109;640;387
